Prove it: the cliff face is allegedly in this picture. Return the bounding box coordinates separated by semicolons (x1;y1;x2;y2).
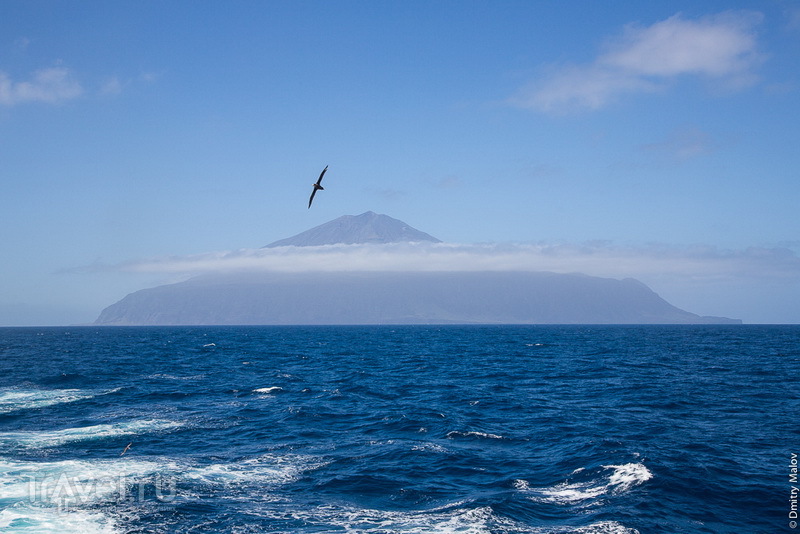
95;271;740;325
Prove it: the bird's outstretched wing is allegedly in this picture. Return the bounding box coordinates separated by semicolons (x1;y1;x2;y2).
315;165;328;186
308;165;328;208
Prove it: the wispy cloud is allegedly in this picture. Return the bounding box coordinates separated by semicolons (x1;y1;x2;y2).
367;187;407;201
641;126;717;162
0;66;83;106
99;71;160;97
511;11;764;113
785;6;800;32
100;76;124;96
89;242;800;284
433;175;463;189
13;37;32;51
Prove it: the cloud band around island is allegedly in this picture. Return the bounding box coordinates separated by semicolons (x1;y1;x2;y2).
100;241;800;283
511;10;764;113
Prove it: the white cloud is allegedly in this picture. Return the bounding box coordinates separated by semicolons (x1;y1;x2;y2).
601;12;761;78
512;64;657;112
100;71;161;96
512;11;763;113
100;241;800;284
100;76;124;96
0;67;83;106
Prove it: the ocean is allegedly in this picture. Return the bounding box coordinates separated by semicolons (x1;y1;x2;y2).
0;325;797;533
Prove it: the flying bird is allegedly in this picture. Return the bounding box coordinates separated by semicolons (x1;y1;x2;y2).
308;165;328;208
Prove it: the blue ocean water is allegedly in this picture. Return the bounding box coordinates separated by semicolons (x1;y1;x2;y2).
0;325;797;533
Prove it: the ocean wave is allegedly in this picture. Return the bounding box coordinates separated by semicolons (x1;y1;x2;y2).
143;373;207;381
181;453;326;488
517;462;653;505
0;457;166;508
248;502;639;533
565;522;641;534
253;504;525;533
411;442;449;453
0;419;184;450
446;430;505;440
0;387;120;414
0;453;323;507
0;452;326;531
0;388;94;414
252;386;283;394
0;324;786;533
0;457;164;534
0;505;119;534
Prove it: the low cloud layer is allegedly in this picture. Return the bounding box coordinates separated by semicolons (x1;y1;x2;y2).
101;241;800;283
512;11;763;113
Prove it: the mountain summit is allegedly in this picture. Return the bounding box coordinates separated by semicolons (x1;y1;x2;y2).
265;211;441;247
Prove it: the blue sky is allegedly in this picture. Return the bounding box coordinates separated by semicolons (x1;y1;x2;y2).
2;0;799;325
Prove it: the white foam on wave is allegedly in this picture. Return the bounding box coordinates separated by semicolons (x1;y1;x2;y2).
446;430;504;440
0;457;165;533
1;452;323;508
266;504;527;533
603;463;652;492
1;453;639;533
252;503;639;534
0;389;93;414
252;386;283;394
565;522;641;534
0;449;329;533
0;505;118;534
144;373;206;381
519;463;653;506
0;387;121;414
0;419;184;450
0;457;167;508
0;451;322;509
411;442;449;453
182;453;326;489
